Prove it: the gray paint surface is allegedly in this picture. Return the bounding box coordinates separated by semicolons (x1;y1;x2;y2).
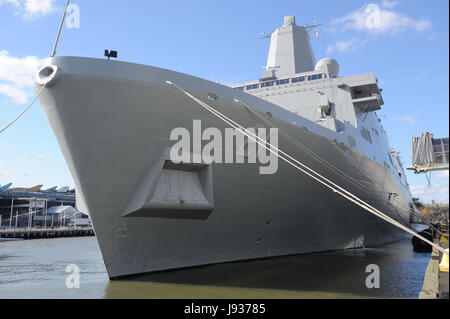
35;16;415;279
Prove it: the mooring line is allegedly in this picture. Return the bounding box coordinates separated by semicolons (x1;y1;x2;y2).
0;84;47;135
167;81;447;254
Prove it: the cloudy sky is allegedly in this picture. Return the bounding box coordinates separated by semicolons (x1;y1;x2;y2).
0;0;448;203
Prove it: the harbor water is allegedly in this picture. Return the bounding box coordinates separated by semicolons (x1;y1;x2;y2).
0;235;430;299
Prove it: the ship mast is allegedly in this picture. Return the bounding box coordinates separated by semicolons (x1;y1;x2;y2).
263;16;317;79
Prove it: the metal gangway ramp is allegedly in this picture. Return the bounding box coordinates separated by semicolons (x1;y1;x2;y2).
409;132;449;173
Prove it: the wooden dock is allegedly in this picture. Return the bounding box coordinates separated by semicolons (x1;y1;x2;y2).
0;227;94;240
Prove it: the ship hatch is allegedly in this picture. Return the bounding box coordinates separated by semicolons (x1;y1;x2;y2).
122;158;214;220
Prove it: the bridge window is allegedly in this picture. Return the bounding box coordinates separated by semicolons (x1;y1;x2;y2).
276;79;290;86
308;74;321;81
361;127;373;144
372;128;379;136
292;76;305;83
261;81;274;88
347;136;357;148
246;84;259;90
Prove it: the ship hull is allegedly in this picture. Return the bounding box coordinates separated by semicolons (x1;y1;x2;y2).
37;57;410;279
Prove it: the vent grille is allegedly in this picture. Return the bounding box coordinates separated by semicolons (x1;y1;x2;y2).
163;161;208;172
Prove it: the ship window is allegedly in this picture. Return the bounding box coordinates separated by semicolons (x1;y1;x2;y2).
276;79;290;86
208;93;218;101
246;84;259;90
308;74;319;81
388;153;394;166
261;81;274;88
360;127;373;144
234;86;244;92
347;136;357;148
292;76;305;83
317;74;323;79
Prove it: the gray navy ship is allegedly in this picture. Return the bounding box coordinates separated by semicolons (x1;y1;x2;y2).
36;16;416;279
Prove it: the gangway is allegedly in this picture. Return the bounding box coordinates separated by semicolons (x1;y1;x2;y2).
408;132;449;173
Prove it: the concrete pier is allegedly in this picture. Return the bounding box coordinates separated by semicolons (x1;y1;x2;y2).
0;227;94;240
419;241;449;299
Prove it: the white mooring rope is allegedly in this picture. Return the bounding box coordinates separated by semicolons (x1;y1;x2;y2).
51;0;71;57
168;81;447;255
1;0;69;134
237;98;449;237
0;84;46;135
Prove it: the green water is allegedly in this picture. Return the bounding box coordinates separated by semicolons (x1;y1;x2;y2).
0;236;430;299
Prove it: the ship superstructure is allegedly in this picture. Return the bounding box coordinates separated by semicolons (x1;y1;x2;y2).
232;16;411;200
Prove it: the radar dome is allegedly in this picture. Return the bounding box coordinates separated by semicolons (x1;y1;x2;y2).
315;58;340;77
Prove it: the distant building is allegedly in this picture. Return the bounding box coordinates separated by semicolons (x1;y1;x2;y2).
0;190;76;228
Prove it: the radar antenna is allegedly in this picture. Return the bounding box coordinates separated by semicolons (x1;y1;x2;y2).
303;23;322;30
259;32;272;39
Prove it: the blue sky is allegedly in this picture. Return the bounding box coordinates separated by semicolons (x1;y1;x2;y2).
0;0;448;203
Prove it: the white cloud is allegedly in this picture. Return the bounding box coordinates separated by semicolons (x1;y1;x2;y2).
23;0;56;18
0;50;41;104
0;0;57;18
0;0;20;7
437;171;449;179
394;114;417;126
381;0;399;9
0;50;40;88
326;38;368;54
379;72;439;87
18;153;31;164
35;153;49;160
411;184;449;196
0;161;8;176
329;2;431;35
0;83;28;104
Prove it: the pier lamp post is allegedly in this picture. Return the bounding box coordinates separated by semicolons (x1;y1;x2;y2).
44;200;48;229
9;198;14;229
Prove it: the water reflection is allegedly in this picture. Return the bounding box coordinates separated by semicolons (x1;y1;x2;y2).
0;237;430;299
105;240;430;299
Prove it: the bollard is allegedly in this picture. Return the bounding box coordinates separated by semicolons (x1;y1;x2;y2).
440;249;449;272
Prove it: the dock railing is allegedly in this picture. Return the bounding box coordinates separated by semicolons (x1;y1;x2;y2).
0;226;95;239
